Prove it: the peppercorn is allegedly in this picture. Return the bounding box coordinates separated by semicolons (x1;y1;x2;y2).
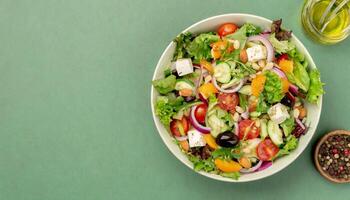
317;134;350;180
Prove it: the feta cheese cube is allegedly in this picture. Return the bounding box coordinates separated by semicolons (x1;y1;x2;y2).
175;58;193;76
246;45;267;62
268;103;290;124
188;129;206;148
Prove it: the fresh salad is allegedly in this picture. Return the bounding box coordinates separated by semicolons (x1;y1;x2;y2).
152;19;324;180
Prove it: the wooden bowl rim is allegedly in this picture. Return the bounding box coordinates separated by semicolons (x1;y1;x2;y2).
314;130;350;183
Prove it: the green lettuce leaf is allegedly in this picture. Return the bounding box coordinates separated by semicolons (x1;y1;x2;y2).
211;147;241;160
256;95;269;113
155;96;176;126
293;61;310;92
269;33;295;54
263;71;285;104
307;69;324;104
186;33;220;62
280;117;295;137
152;75;176;95
288;48;305;62
173;32;194;60
274;135;298;159
188;155;216;172
238;93;248;110
220;172;240;180
245;24;262;36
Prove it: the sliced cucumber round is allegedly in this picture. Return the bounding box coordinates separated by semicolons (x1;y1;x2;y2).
214;62;231;83
260;119;268;139
267;120;283;146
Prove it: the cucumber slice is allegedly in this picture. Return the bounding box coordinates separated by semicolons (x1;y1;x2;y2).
221;78;240;89
175;79;195;91
260;119;268;139
227;61;236;69
267;120;283;146
238;85;252;95
214;62;231;83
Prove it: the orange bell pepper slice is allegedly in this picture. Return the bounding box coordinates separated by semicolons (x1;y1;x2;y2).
200;60;214;74
251;74;267;97
214;158;242;172
198;83;218;99
278;59;294;74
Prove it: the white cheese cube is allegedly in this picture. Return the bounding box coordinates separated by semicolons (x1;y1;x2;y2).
188;129;206;148
175;58;194;76
268;103;290;124
246;45;267;62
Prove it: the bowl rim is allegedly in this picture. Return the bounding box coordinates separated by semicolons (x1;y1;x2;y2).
150;13;323;182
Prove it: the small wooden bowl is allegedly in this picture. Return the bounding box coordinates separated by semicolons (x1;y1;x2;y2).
314;130;350;183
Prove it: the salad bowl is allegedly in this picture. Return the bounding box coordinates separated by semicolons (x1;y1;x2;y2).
151;13;322;182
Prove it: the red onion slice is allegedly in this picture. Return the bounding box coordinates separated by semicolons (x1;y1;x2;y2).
193;63;201;68
240;160;263;173
234;122;239;136
295;118;306;130
195;65;203;92
241;109;249;120
272;67;287;79
289;83;299;95
212;77;244;93
256;161;272;171
175;135;188;141
190;105;211;134
247;35;274;62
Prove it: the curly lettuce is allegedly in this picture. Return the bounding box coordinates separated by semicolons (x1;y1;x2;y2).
188;155;216;172
274;135;298;159
186;33;220;62
155;97;175;126
307;69;324;103
269;34;295;54
152;75;176;95
245;24;262;36
155;95;184;125
280;117;295;137
256;95;269;113
173;32;194;60
263;71;284;104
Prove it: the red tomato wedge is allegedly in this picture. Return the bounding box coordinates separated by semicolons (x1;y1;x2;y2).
194;104;207;125
238;119;260;140
257;139;279;161
217;93;239;114
170;117;190;137
217;23;238;37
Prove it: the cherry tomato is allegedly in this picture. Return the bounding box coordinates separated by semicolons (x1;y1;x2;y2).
277;53;289;63
217;23;238;37
238;119;260;140
217;93;239;114
194;104;207;125
257;139;280;161
170;117;190;137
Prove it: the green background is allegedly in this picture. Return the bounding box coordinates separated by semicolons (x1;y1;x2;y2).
0;0;349;199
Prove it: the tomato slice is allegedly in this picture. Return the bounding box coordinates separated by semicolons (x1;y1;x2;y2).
238;119;260;140
217;23;238;37
217;93;239;114
170;117;190;137
257;139;280;161
194;104;207;125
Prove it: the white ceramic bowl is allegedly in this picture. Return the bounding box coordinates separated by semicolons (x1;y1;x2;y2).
151;13;322;182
